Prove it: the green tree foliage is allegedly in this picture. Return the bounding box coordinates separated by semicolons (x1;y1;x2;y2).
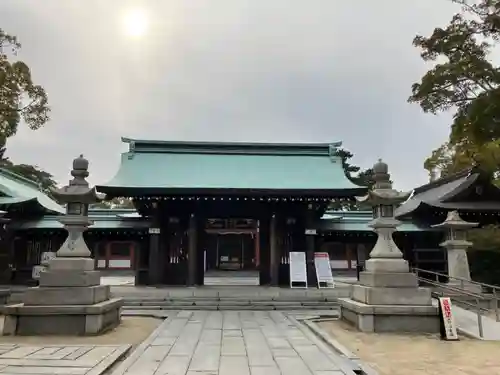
410;0;500;255
0;28;49;150
0;158;57;197
330;148;374;210
0;28;54;198
409;0;500;178
91;197;135;209
335;148;375;188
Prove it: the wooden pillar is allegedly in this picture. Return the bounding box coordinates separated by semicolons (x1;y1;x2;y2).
148;202;162;285
255;227;260;267
0;220;12;284
305;205;317;287
270;214;279;286
187;213;197;286
259;217;271;285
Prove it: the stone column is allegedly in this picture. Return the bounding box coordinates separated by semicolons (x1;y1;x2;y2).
432;210;479;292
187;213;197;286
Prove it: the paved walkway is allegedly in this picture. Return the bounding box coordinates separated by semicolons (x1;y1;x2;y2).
0;344;129;374
112;311;356;375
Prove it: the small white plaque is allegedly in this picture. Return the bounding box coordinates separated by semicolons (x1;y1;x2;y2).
305;229;317;235
149;228;161;234
32;265;46;280
109;259;131;268
40;252;56;266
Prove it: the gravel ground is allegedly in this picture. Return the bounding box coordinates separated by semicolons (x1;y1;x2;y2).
319;320;500;375
0;315;162;346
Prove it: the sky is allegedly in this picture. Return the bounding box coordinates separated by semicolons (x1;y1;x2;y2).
0;0;460;191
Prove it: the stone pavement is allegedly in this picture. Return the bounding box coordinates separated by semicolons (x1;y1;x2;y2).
111;311;357;375
0;344;130;374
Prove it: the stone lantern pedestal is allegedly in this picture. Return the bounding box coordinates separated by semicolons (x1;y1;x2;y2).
339;160;439;333
2;156;123;336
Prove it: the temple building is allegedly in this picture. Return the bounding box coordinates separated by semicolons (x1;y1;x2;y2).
2;138;500;286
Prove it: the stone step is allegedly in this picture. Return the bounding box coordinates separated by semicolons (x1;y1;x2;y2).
120;296;338;303
121;304;339;311
123;300;339;307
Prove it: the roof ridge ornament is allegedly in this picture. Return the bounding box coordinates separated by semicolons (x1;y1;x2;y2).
328;142;342;163
128;141;136;160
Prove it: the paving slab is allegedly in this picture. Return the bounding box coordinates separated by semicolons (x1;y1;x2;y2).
110;310;357;375
0;344;129;375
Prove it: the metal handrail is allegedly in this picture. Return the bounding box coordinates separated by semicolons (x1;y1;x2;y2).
412;267;500;338
413;267;500;291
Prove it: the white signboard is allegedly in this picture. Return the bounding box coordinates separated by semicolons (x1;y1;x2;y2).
314;252;335;288
32;265;46;280
148;228;161;234
289;252;308;288
439;297;459;340
305;229;317;235
40;252;56;266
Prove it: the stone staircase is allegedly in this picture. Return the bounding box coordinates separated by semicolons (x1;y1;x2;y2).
3;284;352;312
115;285;351;311
121;296;340;311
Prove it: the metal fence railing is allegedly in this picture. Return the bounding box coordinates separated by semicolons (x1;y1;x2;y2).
412;267;500;338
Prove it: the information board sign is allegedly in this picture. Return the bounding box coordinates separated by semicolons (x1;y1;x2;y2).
438;297;459;341
314;252;335;288
289;252;308;288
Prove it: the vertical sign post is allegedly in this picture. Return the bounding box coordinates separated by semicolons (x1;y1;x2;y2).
438;297;459;340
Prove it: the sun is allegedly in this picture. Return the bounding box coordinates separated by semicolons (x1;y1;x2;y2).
122;8;149;38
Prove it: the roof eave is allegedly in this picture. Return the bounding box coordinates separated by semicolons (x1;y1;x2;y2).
96;186;368;198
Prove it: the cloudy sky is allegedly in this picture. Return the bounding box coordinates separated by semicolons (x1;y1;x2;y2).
0;0;458;190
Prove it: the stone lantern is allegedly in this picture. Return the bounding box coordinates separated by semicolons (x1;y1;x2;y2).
361;159;411;264
2;155;123;336
51;155;103;258
432;210;479;292
338;159;439;333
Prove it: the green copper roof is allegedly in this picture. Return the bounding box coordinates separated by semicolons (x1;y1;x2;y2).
318;210;433;232
9;208;149;230
97;138;367;195
0;169;64;214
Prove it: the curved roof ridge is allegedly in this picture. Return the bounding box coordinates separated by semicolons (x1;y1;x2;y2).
413;167;474;195
0;168;42;189
121;137;343;157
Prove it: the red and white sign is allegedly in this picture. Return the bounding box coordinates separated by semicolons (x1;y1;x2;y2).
314;252;335;288
439;297;459;340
